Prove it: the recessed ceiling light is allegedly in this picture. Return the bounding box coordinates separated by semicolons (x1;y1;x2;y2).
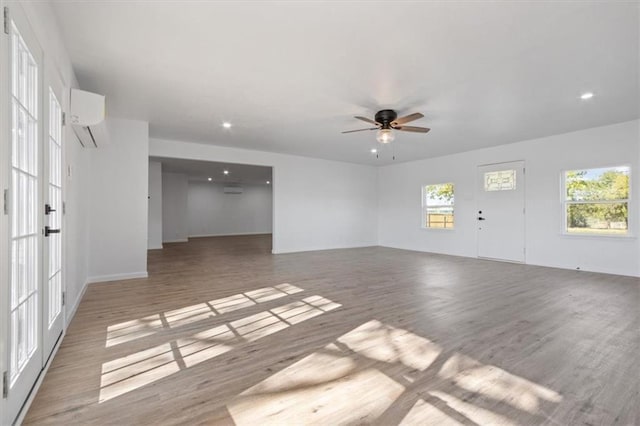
580;92;594;100
223;170;229;175
266;180;270;184
370;148;377;153
207;177;212;181
222;122;232;128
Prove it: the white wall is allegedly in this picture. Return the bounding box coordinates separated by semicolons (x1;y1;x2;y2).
148;161;163;249
162;172;189;242
150;138;378;253
87;118;149;282
188;182;272;237
378;120;640;277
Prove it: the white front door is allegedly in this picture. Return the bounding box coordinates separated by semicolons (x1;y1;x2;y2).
5;5;44;422
477;161;526;263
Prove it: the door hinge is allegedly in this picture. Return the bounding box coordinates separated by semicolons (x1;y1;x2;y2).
2;371;7;398
523;167;526;174
3;189;8;215
62;112;67;126
63;201;66;215
62;291;66;306
3;7;9;35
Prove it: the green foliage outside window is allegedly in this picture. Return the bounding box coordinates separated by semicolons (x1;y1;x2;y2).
565;167;629;234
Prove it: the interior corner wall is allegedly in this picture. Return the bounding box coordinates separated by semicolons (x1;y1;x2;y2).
378;120;640;277
148;161;163;249
188;182;273;237
162;172;189;242
150;139;378;253
88;118;149;282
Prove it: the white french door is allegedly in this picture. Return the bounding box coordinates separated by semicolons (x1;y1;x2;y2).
6;6;43;422
3;4;65;423
476;161;526;263
43;80;64;359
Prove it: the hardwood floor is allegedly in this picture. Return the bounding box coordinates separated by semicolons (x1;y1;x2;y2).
25;235;639;425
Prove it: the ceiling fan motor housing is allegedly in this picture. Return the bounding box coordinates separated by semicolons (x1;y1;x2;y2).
375;109;397;129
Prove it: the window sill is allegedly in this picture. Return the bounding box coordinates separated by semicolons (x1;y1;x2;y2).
560;233;635;240
421;227;455;231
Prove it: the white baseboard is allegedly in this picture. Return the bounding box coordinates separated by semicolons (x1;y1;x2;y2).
14;309;67;425
162;238;188;243
87;271;148;284
272;243;377;254
189;232;272;238
148;243;163;250
65;280;89;327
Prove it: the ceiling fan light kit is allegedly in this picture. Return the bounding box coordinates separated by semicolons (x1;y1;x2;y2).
342;109;430;149
377;128;395;144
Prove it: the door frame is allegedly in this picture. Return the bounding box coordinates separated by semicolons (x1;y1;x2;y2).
476;160;527;263
0;0;9;422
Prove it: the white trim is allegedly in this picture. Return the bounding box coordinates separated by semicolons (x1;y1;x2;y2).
272;243;376;254
147;243;163;250
13;326;63;426
64;280;88;327
162;238;188;243
87;271;148;284
13;276;87;425
189;232;271;238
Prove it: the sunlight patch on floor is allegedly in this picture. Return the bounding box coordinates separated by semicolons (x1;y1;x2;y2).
438;353;562;413
105;283;304;347
100;343;179;402
227;320;439;425
399;399;463;425
105;314;164;347
228;347;405;425
429;390;517;425
227;319;562;425
337;319;441;371
99;291;338;403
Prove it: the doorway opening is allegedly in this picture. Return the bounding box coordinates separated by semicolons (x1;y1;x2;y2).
147;158;274;255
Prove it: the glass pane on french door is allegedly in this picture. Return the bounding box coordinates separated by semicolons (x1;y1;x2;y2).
9;19;40;387
47;88;63;327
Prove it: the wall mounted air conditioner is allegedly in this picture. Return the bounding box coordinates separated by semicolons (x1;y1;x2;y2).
223;186;243;194
69;88;109;148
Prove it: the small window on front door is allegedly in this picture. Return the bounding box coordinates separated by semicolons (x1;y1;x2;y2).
484;170;516;191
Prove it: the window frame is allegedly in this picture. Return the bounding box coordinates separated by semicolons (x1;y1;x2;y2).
421;183;455;230
560;164;632;238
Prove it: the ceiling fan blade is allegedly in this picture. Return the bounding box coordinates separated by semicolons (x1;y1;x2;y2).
341;127;378;134
354;116;380;126
395;125;431;133
392;112;424;126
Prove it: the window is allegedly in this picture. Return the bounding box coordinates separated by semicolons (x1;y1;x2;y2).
563;166;630;236
422;183;454;229
484;169;516;191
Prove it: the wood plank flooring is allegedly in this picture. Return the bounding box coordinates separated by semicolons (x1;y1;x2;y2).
25;235;639;425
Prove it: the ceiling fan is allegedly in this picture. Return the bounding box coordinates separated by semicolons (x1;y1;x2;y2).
342;109;430;144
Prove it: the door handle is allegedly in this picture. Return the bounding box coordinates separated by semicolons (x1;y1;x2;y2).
45;226;61;237
478;217;486;221
45;204;56;215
